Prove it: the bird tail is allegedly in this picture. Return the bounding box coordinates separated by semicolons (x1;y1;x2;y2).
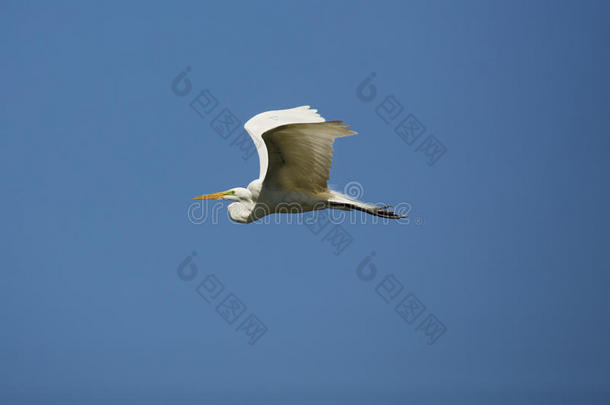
327;191;406;219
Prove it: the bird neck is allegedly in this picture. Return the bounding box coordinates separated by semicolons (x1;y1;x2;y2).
247;179;263;201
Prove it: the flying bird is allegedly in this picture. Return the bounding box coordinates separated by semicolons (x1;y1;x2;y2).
193;106;406;223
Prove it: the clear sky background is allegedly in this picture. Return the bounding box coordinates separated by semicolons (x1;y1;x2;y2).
1;1;609;404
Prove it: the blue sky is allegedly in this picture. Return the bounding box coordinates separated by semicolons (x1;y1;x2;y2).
1;1;609;403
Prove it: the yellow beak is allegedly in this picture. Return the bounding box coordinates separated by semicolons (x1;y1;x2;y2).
193;191;226;200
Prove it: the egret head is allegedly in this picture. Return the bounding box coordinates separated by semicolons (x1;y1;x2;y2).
193;187;250;202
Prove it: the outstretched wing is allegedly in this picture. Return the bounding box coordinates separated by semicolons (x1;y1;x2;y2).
261;121;356;194
244;106;325;180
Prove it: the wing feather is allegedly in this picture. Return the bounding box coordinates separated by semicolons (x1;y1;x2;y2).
244;106;325;180
262;121;356;194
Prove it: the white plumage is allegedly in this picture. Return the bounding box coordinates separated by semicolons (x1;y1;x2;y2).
193;106;405;223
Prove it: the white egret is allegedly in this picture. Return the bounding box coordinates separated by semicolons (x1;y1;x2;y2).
193;106;406;223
